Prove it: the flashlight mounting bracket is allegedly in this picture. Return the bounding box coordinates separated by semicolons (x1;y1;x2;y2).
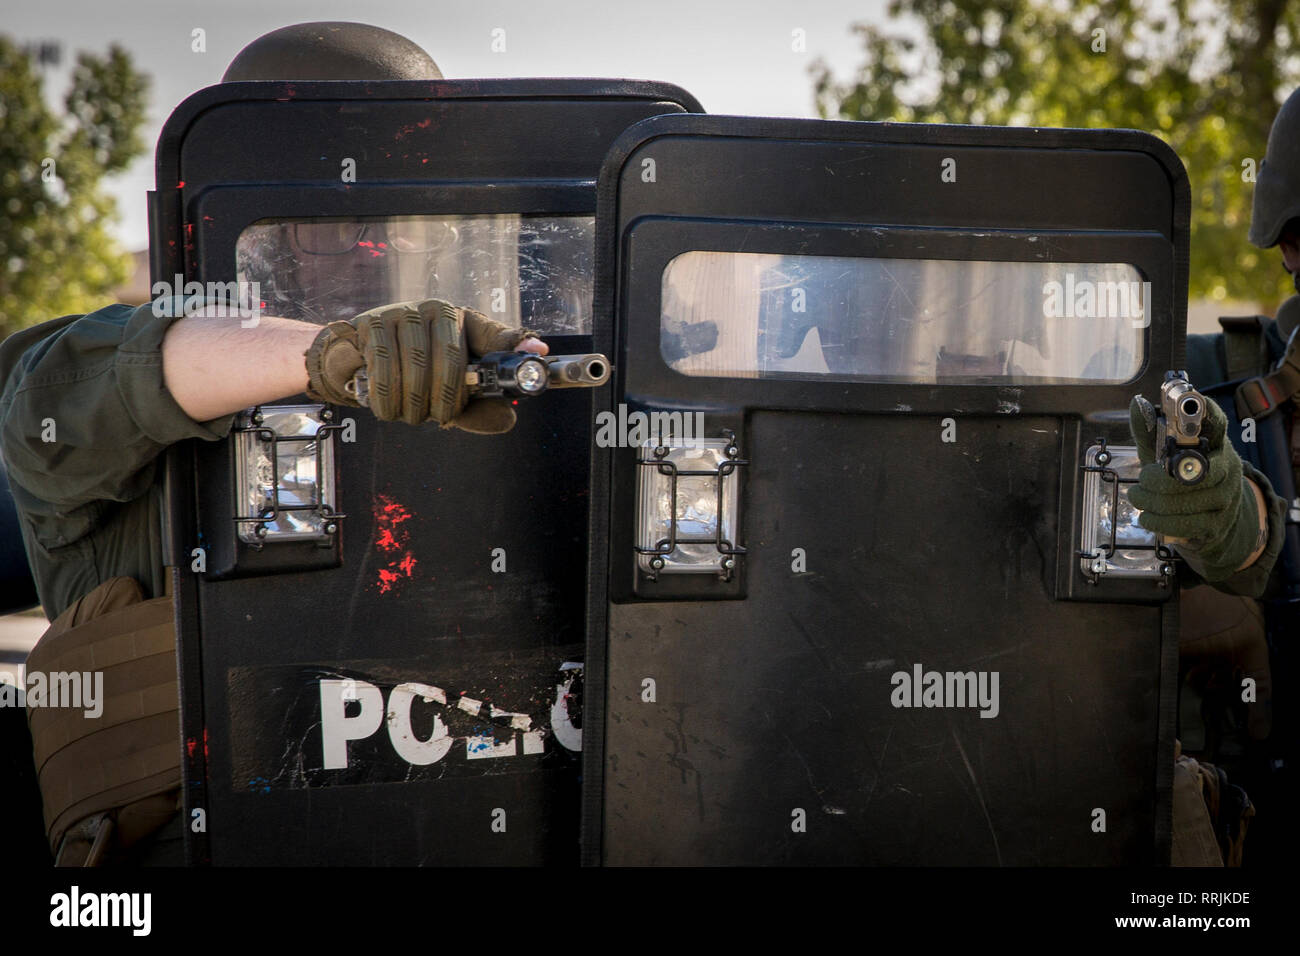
232;404;347;551
634;429;748;582
1078;436;1176;587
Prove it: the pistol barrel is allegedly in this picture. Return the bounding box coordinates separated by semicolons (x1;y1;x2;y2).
542;354;610;388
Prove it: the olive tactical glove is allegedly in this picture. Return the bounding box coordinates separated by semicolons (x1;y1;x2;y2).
304;299;541;433
1127;394;1265;582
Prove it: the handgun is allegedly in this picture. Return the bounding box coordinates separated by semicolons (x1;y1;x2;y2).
466;352;610;398
347;352;610;407
1157;370;1209;485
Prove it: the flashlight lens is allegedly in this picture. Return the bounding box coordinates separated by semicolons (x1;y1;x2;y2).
637;439;739;574
1081;444;1163;580
516;359;546;393
236;405;336;543
1177;455;1205;482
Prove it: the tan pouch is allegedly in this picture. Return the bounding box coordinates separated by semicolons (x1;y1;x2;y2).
1172;759;1223;867
24;576;180;864
1179;584;1272;740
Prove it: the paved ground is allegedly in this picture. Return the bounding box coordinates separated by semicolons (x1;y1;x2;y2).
0;608;46;685
1;609;47;862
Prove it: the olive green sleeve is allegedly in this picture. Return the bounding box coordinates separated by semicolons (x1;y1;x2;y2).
1176;330;1289;599
0;302;234;549
1187;461;1288;599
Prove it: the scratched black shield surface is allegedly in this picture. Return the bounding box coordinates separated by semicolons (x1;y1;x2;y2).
154;80;702;865
583;115;1186;865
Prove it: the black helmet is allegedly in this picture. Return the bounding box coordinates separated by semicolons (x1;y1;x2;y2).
1250;86;1300;248
222;22;442;83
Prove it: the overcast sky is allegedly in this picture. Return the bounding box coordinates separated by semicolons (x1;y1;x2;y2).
7;0;886;250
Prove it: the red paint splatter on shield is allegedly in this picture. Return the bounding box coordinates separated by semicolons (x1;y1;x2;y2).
373;494;418;593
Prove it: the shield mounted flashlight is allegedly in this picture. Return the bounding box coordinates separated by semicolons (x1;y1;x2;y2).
348;352;610;407
467;352;610;399
1079;439;1174;584
1156;371;1209;485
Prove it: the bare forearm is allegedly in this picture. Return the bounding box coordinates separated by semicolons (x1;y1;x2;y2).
162;309;320;421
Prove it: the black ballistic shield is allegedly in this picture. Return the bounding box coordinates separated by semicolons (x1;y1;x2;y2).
150;79;700;865
583;115;1189;864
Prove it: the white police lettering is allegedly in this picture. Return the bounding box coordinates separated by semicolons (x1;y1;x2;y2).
319;663;582;770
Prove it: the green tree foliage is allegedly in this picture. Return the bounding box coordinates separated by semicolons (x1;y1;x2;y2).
812;0;1300;309
0;37;148;338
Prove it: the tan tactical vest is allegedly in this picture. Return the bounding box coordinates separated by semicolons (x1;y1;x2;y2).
24;575;181;865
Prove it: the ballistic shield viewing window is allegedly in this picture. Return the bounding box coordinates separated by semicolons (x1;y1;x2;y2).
152;79;701;866
584;114;1188;866
238;214;594;331
660;252;1145;383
